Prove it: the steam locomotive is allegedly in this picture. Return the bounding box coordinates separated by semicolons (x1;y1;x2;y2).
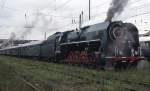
0;21;143;69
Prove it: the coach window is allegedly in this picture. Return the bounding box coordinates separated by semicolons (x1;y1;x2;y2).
147;42;149;48
148;42;150;47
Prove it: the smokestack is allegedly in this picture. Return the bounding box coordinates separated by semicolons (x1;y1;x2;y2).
105;0;129;22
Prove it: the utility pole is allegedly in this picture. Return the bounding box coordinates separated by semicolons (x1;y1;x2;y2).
89;0;91;20
81;11;84;23
55;0;56;11
79;14;82;29
44;32;47;40
25;13;27;25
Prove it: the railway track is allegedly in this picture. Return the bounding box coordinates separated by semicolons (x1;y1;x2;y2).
29;64;150;91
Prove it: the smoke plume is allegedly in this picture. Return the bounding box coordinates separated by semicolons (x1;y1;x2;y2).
105;0;129;21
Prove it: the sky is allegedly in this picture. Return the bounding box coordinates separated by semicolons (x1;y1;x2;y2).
0;0;150;40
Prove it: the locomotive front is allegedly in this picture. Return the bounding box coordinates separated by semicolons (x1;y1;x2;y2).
103;21;143;63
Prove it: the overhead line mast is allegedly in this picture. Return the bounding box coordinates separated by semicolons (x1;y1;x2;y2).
89;0;91;20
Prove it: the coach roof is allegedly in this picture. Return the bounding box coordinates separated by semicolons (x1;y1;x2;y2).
0;40;44;50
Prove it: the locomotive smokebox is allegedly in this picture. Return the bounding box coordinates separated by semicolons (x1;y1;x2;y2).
105;20;140;57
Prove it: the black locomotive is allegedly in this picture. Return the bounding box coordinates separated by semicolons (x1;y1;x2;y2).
0;21;143;69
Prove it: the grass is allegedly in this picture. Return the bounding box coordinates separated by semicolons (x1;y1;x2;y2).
0;56;149;91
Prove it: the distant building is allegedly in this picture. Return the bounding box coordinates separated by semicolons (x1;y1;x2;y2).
139;30;150;37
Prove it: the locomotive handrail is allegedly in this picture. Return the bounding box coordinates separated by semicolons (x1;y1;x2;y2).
60;39;101;46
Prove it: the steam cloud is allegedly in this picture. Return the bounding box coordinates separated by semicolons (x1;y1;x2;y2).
20;12;41;39
0;32;16;48
105;0;129;21
20;11;52;39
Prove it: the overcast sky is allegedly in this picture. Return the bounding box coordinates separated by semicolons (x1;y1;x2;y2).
0;0;150;40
